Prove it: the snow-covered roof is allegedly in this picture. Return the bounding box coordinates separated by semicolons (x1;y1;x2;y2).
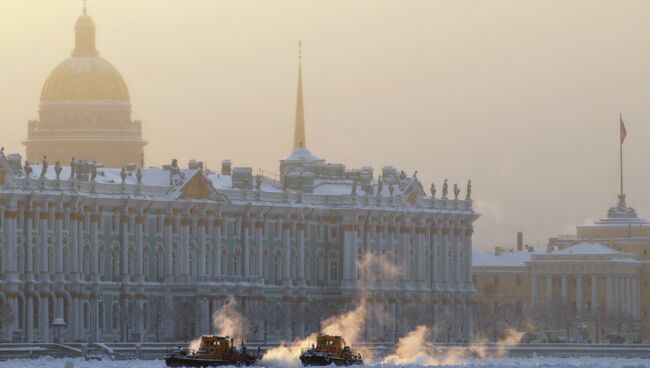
473;249;544;268
555;242;623;255
282;147;322;162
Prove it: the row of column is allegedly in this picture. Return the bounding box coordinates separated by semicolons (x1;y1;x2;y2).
531;273;640;320
343;219;473;291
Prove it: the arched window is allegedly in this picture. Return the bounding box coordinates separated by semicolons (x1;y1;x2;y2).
83;245;90;275
143;302;149;331
112;249;120;281
233;249;241;277
112;302;120;331
98;302;104;330
273;251;282;285
220;249;228;276
83;302;90;330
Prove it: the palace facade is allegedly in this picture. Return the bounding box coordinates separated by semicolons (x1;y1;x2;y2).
0;8;478;344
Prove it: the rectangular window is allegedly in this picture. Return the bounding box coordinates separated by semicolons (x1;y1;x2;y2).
329;260;339;282
516;274;522;286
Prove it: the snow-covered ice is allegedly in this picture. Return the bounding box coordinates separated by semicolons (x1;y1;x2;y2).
1;356;649;368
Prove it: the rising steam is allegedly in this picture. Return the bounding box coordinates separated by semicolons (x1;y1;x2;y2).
188;295;246;351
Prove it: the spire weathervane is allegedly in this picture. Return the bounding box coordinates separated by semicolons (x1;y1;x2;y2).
293;41;306;150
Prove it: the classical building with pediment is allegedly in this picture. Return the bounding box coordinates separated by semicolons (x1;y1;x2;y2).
473;195;650;343
0;9;477;344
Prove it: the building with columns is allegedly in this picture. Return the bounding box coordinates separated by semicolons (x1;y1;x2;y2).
473;195;650;342
0;14;478;343
23;7;146;168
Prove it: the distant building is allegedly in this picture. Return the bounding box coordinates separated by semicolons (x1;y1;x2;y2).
0;8;478;344
23;7;146;168
473;195;650;342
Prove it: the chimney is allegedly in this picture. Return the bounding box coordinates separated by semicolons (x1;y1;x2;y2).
494;246;502;256
221;159;232;175
517;232;523;251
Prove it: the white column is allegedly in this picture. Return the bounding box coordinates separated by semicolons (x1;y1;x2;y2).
26;296;34;342
351;223;359;283
375;224;384;288
70;210;79;280
180;216;190;280
197;219;206;279
243;219;251;278
442;227;449;289
624;277;632;317
343;223;354;287
531;274;538;310
39;205;50;281
606;274;613;312
282;221;291;286
590;274;597;316
164;216;173;281
561;274;568;303
135;214;144;282
415;225;426;289
40;296;49;342
25;208;34;281
213;219;223;277
400;223;411;288
546;274;553;307
120;212;129;282
54;207;64;281
297;222;305;287
576;274;583;317
465;228;473;290
454;228;462;288
90;213;99;281
633;276;641;320
618;276;625;314
256;219;264;282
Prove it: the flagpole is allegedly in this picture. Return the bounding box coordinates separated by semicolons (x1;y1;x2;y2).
620;113;624;197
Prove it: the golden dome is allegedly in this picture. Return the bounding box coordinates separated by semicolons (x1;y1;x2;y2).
40;10;130;102
40;56;130;102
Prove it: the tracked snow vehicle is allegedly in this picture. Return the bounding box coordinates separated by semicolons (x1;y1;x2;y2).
165;335;261;367
299;334;363;366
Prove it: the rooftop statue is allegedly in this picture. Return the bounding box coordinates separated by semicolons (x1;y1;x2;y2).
24;161;32;177
40;156;48;177
69;157;76;179
453;183;460;200
430;183;436;198
442;179;448;199
90;161;97;182
120;167;127;184
255;174;262;190
136;168;143;184
465;180;472;200
54;161;62;180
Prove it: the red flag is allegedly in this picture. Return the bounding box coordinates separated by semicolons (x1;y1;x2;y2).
620;115;627;144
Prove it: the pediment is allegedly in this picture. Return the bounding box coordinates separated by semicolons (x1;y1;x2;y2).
178;171;230;203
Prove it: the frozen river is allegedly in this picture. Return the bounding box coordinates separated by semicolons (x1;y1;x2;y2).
1;357;649;368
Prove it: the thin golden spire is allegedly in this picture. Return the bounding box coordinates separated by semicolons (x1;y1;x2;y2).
83;0;88;14
293;41;306;150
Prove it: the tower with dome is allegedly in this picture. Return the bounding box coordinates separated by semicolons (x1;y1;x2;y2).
23;5;146;168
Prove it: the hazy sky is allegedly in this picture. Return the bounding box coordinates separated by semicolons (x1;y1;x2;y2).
2;0;650;250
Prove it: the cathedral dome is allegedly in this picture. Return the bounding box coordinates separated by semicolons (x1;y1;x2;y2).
40;56;130;102
40;11;130;102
